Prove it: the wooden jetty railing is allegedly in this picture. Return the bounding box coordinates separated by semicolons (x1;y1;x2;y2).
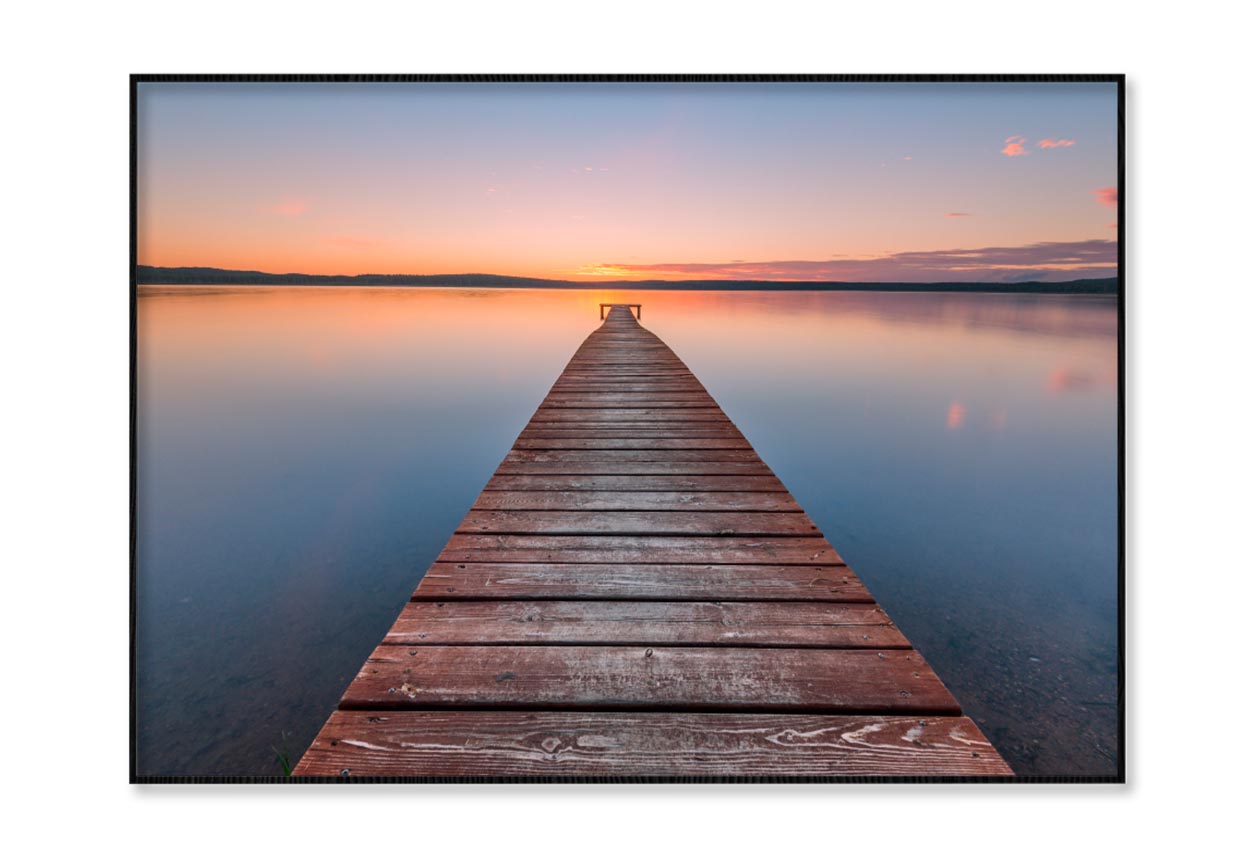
295;304;1011;778
600;302;640;319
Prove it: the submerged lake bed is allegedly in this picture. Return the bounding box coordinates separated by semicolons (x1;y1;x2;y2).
135;286;1118;777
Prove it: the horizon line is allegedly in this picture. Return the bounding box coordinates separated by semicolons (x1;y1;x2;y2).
136;263;1119;288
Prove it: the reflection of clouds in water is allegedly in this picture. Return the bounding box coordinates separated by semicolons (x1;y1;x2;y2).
139;286;1119;341
138;285;284;299
948;403;1010;431
302;341;333;373
730;292;1119;341
947;401;967;429
1049;367;1095;392
452;288;514;300
1047;366;1117;393
136;286;1119;776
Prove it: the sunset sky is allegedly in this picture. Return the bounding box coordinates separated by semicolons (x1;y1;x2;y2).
137;81;1118;282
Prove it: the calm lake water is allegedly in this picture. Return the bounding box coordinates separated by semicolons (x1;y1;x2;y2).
134;286;1119;777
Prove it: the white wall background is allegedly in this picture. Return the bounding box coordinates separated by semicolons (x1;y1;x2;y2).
1;1;1244;849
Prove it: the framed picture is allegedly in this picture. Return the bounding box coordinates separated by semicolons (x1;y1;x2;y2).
132;75;1123;782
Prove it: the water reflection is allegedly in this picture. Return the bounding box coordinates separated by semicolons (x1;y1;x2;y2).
135;286;1118;776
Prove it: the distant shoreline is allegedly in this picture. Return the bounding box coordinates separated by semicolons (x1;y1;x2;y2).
136;265;1119;295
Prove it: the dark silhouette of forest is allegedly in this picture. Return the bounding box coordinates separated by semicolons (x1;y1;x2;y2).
136;265;1119;294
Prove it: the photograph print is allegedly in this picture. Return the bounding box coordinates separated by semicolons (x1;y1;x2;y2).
132;75;1123;782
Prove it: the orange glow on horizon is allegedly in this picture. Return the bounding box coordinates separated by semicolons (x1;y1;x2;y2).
136;244;1118;283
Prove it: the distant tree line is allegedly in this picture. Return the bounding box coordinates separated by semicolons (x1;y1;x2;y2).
134;266;559;288
135;265;1119;294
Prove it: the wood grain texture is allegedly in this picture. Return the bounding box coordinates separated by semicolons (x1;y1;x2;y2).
513;437;752;449
457;510;821;536
412;562;872;601
294;712;1012;777
494;462;775;476
296;303;1011;778
528;409;734;423
505;449;763;463
483;474;789;492
437;534;844;564
558;367;694;374
472;490;801;511
551;384;702;390
519;426;746;437
341;646;960;713
385;601;908;647
539;399;719;408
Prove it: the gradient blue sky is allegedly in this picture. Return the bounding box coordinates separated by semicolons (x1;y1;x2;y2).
137;82;1119;281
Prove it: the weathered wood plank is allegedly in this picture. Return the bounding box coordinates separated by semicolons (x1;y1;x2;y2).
543;388;711;395
412;562;872;601
555;378;697;385
550;377;705;383
514;437;753;449
508;438;751;453
553;375;702;380
529;409;733;423
482;474;788;492
297;303;1012;778
521;422;742;432
341;646;960;714
544;391;714;400
437;534;843;564
563;358;682;364
543;391;713;399
457;510;820;536
558;368;696;375
552;359;692;367
495;461;774;476
550;380;705;385
548;384;710;393
545;384;701;390
294;712;1012;777
532;406;723;415
557;371;698;379
472;490;801;511
505;449;764;462
520;423;743;433
538;399;719;408
385;601;907;647
547;385;709;392
568;358;686;365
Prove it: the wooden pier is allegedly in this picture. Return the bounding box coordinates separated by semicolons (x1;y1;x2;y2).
294;305;1011;779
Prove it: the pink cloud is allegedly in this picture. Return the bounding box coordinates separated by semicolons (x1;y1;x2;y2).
1093;186;1119;208
1038;138;1076;149
585;238;1118;283
259;200;309;216
1001;136;1029;157
945;212;975;218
